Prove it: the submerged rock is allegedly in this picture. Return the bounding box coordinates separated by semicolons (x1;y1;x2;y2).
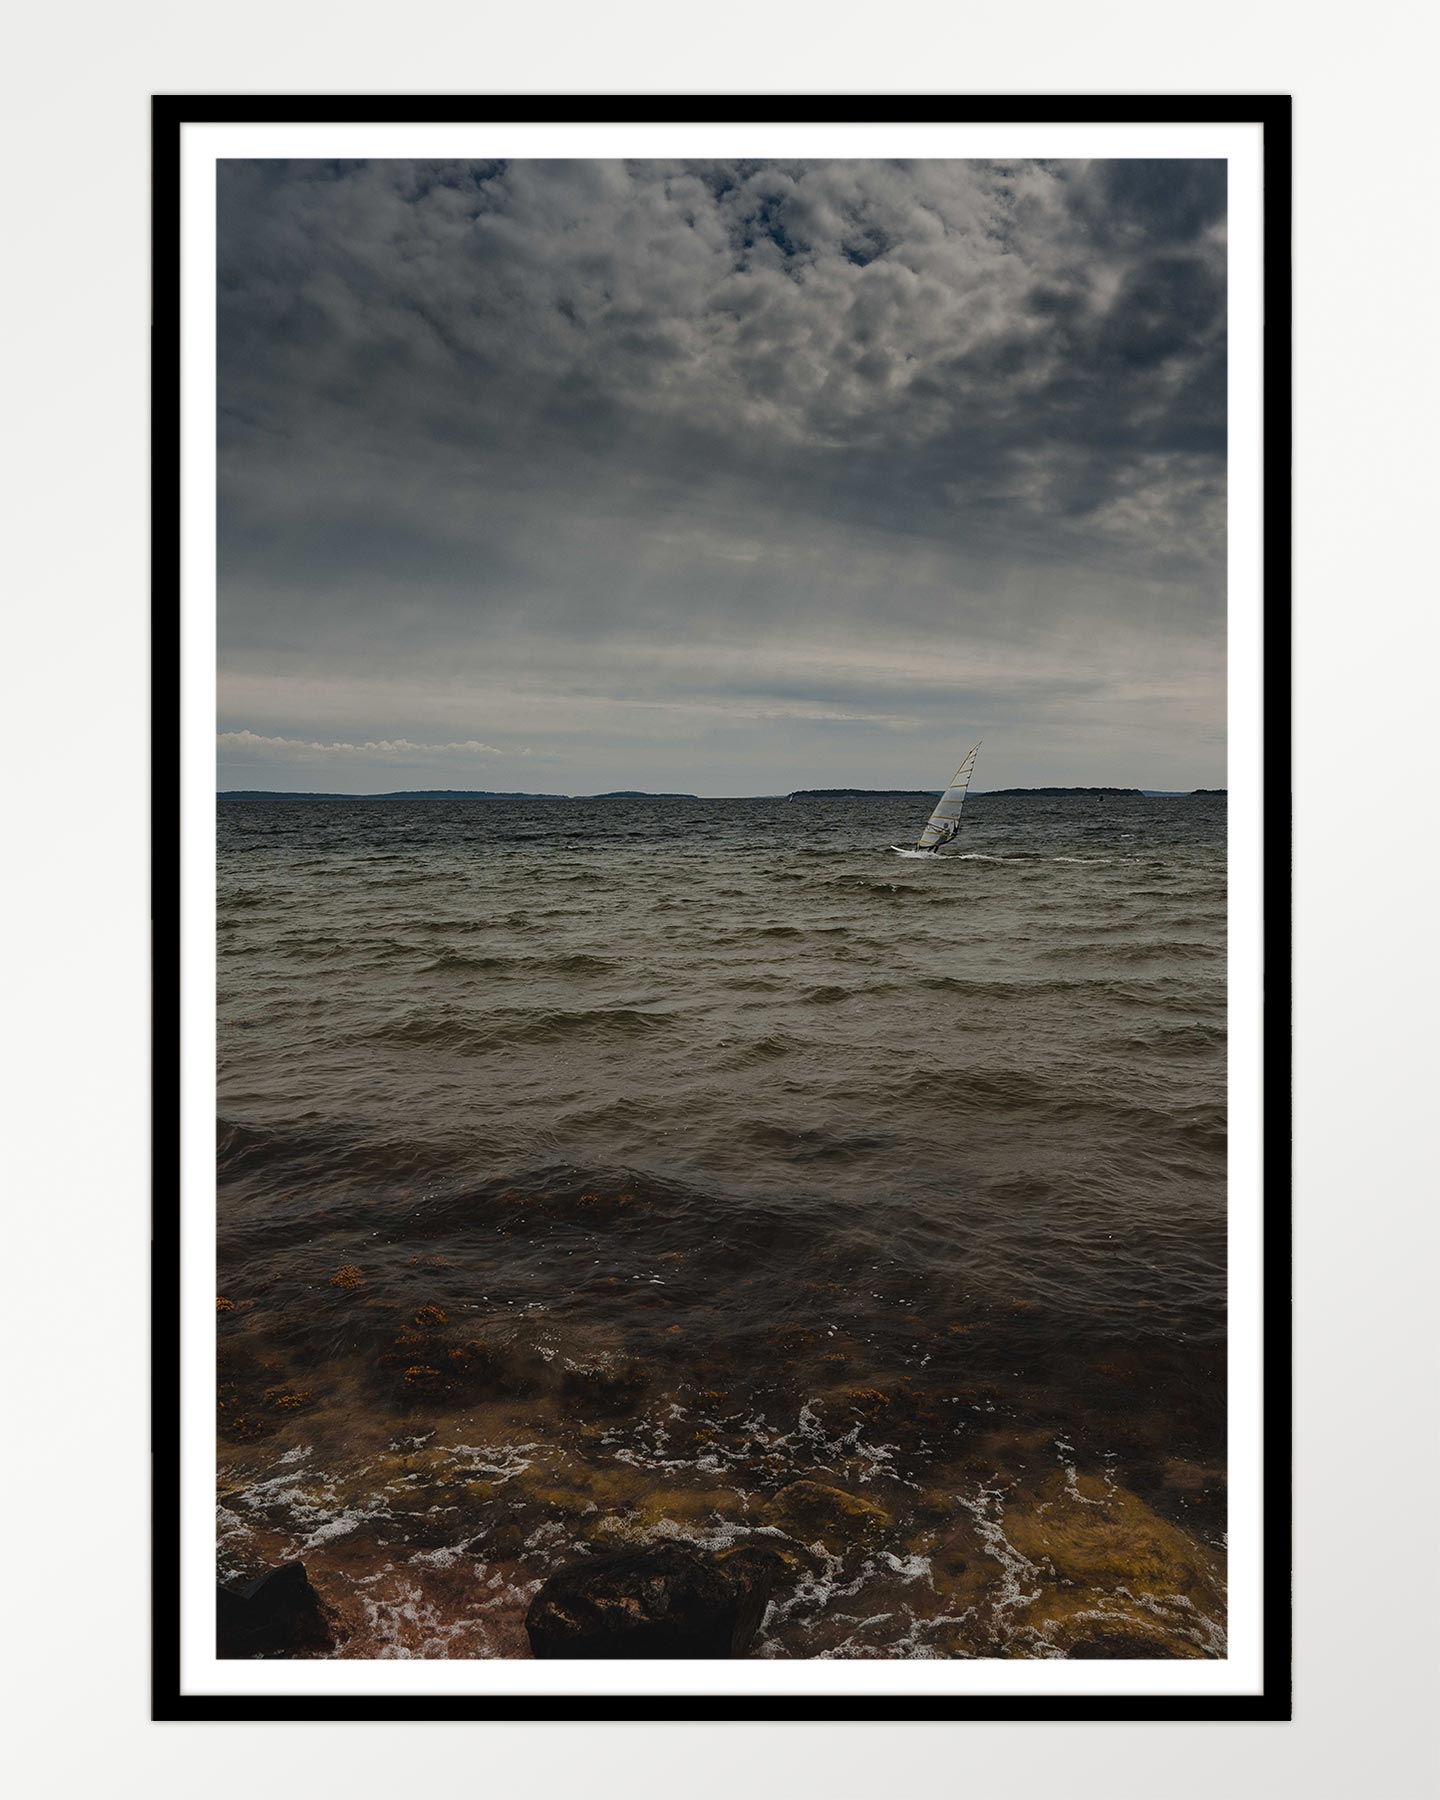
1003;1472;1223;1613
1002;1472;1226;1658
765;1479;891;1544
381;1330;539;1405
560;1359;649;1417
1010;1587;1210;1659
525;1542;781;1658
1124;1455;1228;1534
216;1561;333;1659
1067;1628;1197;1659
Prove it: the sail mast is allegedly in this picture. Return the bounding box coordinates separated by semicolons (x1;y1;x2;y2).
914;742;981;851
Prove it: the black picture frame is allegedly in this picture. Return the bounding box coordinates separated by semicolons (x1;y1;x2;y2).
153;92;1291;1723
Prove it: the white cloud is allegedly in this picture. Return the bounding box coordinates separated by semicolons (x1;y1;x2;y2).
217;730;516;758
215;157;1227;791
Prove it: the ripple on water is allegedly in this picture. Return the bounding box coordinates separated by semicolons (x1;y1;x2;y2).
217;793;1227;1658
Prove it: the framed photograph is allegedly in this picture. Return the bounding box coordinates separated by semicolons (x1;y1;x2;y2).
156;93;1290;1720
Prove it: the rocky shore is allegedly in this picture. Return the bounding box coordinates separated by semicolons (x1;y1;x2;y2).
217;1325;1225;1659
219;1446;1224;1659
216;1175;1225;1661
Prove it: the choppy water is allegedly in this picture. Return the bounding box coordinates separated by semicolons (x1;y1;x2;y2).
216;794;1227;1660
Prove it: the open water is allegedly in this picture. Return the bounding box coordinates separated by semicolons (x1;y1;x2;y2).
216;792;1227;1660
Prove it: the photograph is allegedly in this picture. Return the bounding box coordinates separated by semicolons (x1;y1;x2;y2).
5;0;1435;1779
162;100;1285;1710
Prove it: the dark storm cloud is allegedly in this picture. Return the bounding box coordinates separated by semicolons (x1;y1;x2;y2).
217;158;1226;792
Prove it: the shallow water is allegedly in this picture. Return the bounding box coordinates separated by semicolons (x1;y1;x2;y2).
216;793;1227;1659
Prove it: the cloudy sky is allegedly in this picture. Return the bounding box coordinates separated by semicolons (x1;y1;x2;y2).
217;157;1225;794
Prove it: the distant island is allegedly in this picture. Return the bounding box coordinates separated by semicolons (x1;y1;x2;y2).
217;789;699;801
977;787;1143;798
787;788;943;800
789;786;1226;800
221;786;1226;802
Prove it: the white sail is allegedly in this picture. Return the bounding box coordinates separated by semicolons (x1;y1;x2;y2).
914;743;981;850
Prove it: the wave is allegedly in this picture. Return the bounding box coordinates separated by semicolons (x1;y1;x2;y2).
1035;939;1223;965
350;1006;675;1052
216;1116;461;1193
1114;1022;1226;1055
742;1121;902;1161
874;973;1211;1005
715;1032;806;1068
413;949;622;978
872;1066;1226;1143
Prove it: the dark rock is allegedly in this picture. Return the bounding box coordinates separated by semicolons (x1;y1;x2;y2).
525;1542;781;1659
446;1337;540;1400
765;1478;892;1543
560;1359;649;1417
1066;1631;1191;1659
216;1561;333;1659
382;1332;539;1406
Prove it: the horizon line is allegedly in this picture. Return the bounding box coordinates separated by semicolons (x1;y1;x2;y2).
216;784;1227;800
